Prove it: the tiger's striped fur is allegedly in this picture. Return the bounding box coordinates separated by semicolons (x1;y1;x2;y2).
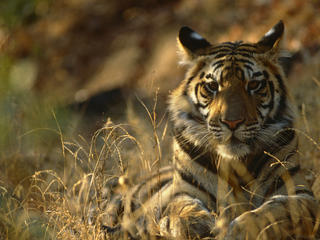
104;21;319;239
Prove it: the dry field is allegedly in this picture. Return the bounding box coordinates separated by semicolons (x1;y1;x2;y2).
0;0;320;239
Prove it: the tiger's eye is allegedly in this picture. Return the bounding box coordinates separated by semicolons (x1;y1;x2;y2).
247;80;261;91
204;81;219;94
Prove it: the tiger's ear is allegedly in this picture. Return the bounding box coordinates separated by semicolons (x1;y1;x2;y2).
256;20;284;55
177;26;211;64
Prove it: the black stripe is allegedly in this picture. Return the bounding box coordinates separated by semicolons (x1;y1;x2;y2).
178;170;217;204
130;168;173;202
236;58;254;65
213;63;224;72
257;92;267;97
262;166;281;198
183;76;195;96
199;72;205;79
263;70;269;79
212;60;224;72
209;49;230;56
130;178;172;212
256;108;264;119
265;74;290;125
193;153;217;174
260;147;296;189
268;81;274;109
236;52;252;58
209;45;232;51
212;60;224;68
288;165;301;176
217;43;235;49
260;81;272;107
231;168;249;188
219;70;224;84
199;83;209;99
244;64;253;71
275;129;295;147
260;101;273;109
183;89;188;96
175;140;217;174
215;52;228;58
273;74;287;122
187;76;195;84
131;179;173;213
130;198;140;213
247;151;270;178
196;102;210;109
268;80;274;107
199;89;209;99
194;83;200;102
174;131;217;174
205;73;213;79
252;72;263;78
186;113;205;124
259;79;267;90
135;167;173;191
265;165;301;198
144;178;172;196
295;189;314;197
252;129;296;185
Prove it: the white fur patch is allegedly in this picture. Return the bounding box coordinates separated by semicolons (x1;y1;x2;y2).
216;143;250;160
265;27;275;37
190;32;204;40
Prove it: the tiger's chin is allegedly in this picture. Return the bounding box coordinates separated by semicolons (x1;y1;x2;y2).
216;141;251;160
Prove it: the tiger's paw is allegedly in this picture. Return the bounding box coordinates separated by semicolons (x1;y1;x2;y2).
222;210;292;240
158;198;215;239
159;214;215;239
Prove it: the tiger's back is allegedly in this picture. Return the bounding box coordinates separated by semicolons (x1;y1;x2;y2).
104;21;319;240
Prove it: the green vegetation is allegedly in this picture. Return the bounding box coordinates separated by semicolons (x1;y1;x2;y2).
0;0;51;28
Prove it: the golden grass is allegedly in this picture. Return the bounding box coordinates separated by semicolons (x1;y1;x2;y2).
1;85;320;240
0;55;320;240
0;93;171;239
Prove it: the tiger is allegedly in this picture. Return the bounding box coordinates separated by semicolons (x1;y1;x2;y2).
103;21;320;239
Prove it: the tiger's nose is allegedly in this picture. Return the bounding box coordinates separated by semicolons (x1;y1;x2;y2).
220;118;244;130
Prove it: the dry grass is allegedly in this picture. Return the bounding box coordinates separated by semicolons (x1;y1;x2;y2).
0;53;319;240
0;93;171;239
1;68;320;239
0;1;319;238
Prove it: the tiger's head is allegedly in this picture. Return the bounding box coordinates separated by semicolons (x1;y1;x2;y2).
169;21;295;160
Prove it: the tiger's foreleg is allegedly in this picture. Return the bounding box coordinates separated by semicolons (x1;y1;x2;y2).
222;194;320;240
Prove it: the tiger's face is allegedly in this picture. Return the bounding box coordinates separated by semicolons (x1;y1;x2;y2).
169;21;294;160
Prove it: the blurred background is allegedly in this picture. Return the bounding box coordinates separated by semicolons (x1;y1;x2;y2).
0;0;319;239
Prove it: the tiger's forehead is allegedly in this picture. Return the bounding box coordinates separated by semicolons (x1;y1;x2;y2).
206;41;258;56
199;44;259;84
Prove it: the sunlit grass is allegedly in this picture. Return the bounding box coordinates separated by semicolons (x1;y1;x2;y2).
0;89;170;239
0;2;319;238
1;81;319;239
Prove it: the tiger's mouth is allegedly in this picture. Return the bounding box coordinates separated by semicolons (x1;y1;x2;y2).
228;136;244;145
216;136;251;159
